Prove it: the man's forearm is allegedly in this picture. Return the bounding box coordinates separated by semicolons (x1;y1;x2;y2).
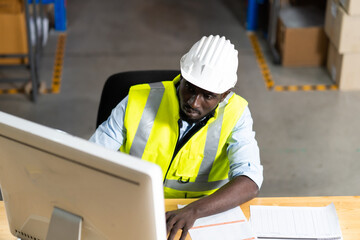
185;175;259;219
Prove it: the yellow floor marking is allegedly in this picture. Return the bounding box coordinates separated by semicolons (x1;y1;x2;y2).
247;33;338;92
49;33;67;94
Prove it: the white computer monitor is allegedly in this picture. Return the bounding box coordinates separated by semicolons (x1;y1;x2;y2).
0;111;166;240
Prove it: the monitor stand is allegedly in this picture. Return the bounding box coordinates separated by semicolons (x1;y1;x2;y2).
46;207;83;240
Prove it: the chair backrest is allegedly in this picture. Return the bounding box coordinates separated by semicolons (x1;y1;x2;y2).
96;70;180;128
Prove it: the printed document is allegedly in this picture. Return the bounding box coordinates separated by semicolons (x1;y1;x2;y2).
250;203;343;239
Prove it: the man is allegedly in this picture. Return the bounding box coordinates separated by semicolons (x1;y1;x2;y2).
90;35;263;240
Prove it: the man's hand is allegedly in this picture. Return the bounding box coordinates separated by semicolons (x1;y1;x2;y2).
166;206;198;240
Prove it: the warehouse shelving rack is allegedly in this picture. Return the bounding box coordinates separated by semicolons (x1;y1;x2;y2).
0;0;47;101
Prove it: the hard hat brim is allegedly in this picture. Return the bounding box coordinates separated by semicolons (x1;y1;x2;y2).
180;70;234;94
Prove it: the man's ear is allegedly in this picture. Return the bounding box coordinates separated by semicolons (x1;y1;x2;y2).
220;90;231;102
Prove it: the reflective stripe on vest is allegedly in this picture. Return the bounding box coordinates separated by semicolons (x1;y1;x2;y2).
164;178;229;192
129;82;165;158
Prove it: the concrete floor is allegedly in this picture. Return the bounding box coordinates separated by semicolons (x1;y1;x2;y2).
0;0;359;197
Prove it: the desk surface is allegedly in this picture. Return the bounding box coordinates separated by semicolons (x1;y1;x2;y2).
1;196;359;239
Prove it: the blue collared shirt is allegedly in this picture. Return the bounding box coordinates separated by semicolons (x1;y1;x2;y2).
90;96;263;188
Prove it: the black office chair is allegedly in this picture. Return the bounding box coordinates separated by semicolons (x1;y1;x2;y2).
96;70;181;128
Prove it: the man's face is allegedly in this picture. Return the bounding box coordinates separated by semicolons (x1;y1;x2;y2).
178;78;230;122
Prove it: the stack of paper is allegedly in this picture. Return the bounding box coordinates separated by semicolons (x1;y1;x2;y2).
178;205;257;240
250;203;343;240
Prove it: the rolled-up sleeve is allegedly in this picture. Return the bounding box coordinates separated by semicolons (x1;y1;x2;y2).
89;96;128;151
227;106;263;189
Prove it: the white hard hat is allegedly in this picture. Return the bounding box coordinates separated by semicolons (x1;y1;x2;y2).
180;35;238;94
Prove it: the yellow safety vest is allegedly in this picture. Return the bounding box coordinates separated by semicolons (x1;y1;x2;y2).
120;75;248;198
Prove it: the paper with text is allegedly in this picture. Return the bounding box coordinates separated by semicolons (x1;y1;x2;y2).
178;204;257;240
250;203;343;239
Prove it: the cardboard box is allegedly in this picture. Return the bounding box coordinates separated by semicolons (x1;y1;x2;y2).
0;11;28;64
327;42;360;90
325;0;360;53
0;0;23;14
339;0;360;15
277;6;328;67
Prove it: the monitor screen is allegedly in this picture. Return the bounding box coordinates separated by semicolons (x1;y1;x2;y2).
0;111;166;240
